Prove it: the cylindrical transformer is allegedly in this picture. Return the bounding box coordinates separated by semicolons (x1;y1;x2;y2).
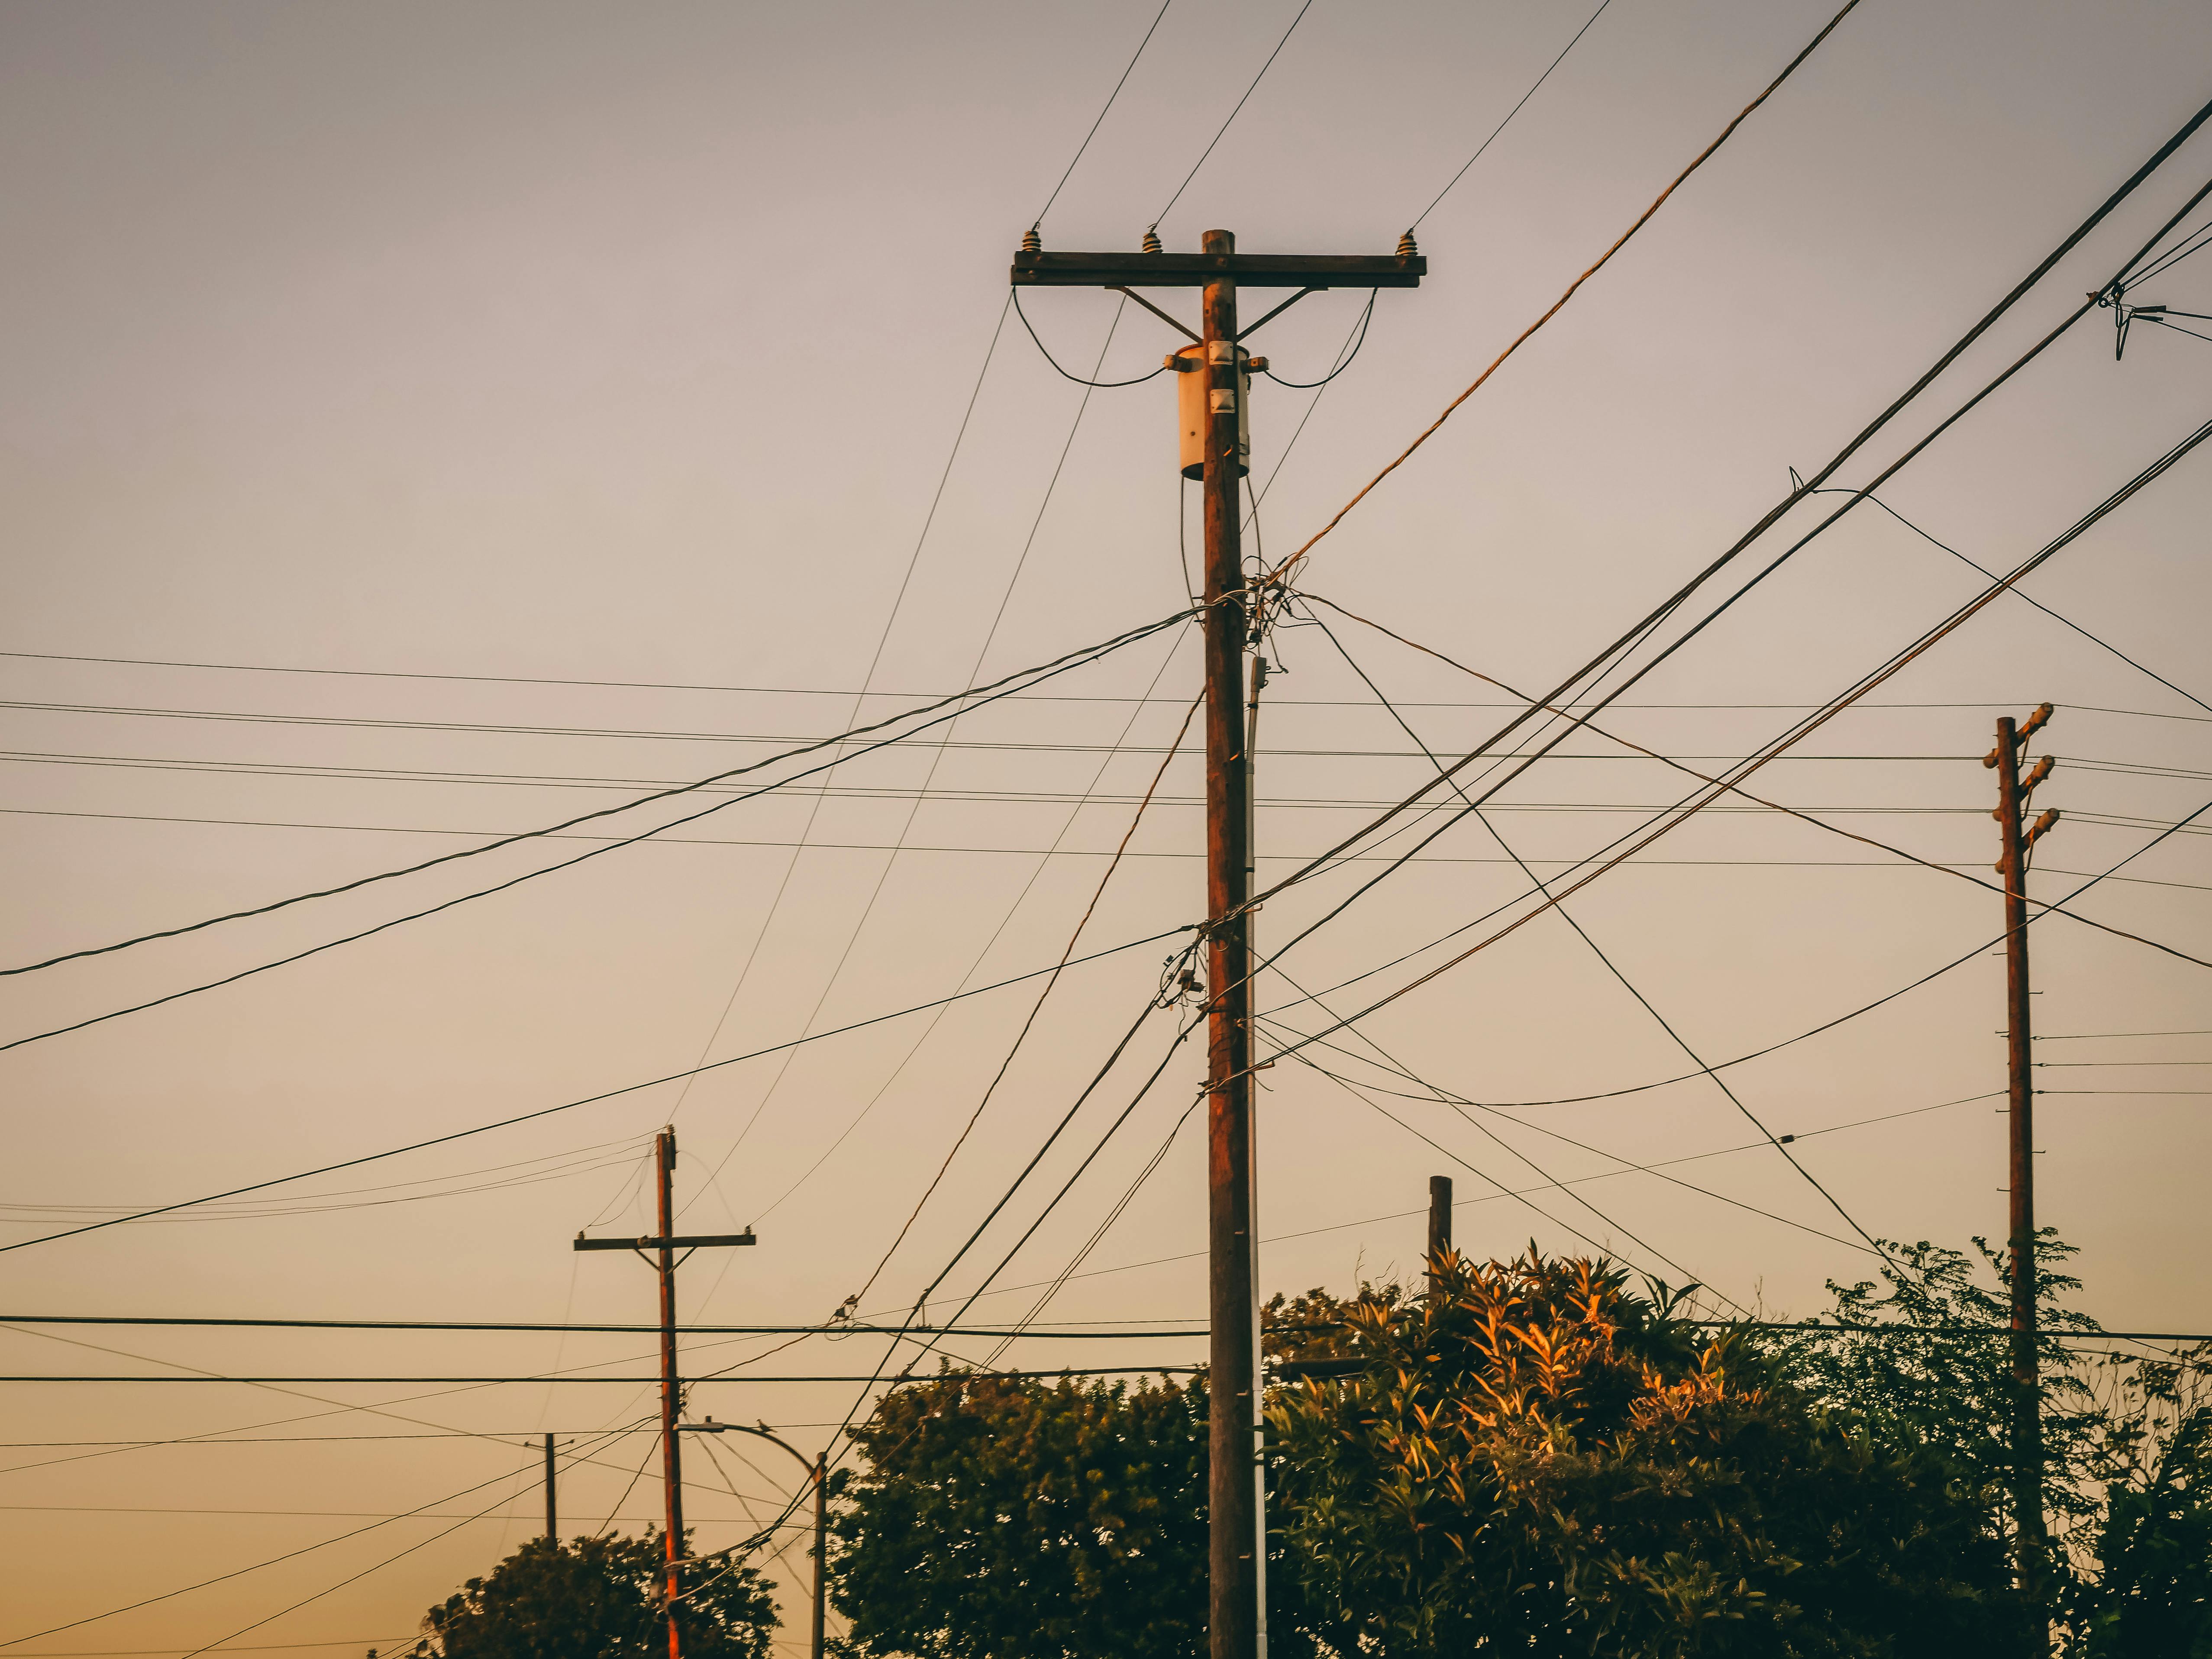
1171;341;1250;480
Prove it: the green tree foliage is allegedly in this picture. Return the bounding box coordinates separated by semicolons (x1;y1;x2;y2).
1789;1231;2212;1656
827;1369;1208;1659
1268;1248;2019;1656
827;1367;1347;1659
2078;1347;2212;1656
407;1531;778;1659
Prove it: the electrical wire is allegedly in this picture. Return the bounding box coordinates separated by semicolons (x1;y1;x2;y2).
1012;290;1167;387
1405;0;1615;232
1304;610;1893;1254
1246;403;2212;1033
1270;0;1867;587
1244;103;2212;900
1256;291;1375;388
23;648;2194;716
1829;488;2211;718
0;1458;550;1649
1297;790;2212;1117
0;923;1185;1256
690;291;1145;1214
1150;0;1313;233
0;619;1192;1061
1031;0;1174;229
842;687;1206;1306
0;609;1188;988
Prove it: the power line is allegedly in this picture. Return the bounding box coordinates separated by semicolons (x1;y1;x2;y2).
1304;613;1890;1256
1836;489;2211;718
1030;0;1174;229
0;923;1185;1256
1249;407;2212;1046
1;610;1188;985
687;294;1155;1221
0;623;1192;1062
1272;0;1866;586
0;1454;554;1649
1405;0;1615;232
0;1316;1211;1337
1250;151;2212;930
10;651;2207;720
0;1371;1202;1384
1149;0;1312;234
1294;792;2212;1116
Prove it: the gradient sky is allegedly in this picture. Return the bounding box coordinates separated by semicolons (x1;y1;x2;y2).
4;1;2211;1652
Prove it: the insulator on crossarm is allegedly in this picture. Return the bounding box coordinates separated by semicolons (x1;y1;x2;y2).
1397;229;1418;259
1021;224;1042;254
1142;225;1163;254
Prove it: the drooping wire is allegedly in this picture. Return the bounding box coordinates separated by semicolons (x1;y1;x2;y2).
687;293;1146;1221
0;923;1187;1258
1013;290;1169;387
656;294;1018;1152
1405;0;1616;233
841;687;1206;1307
1257;290;1376;388
1304;611;1892;1258
1245;414;2212;1068
1;598;1178;985
0;614;1193;1061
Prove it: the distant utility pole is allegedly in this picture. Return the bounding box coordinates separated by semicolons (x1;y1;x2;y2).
575;1129;756;1659
1987;704;2058;1598
543;1432;557;1543
1427;1175;1453;1300
1013;228;1423;1659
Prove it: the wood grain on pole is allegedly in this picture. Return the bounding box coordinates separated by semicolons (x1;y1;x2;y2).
656;1130;684;1659
1201;226;1259;1659
1993;718;2048;1602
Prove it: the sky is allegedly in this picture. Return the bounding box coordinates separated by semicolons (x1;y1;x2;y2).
4;0;2211;1651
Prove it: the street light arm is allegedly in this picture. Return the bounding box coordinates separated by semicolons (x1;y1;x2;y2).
685;1418;819;1481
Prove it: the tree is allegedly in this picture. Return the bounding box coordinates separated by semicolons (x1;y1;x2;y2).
408;1531;778;1659
1268;1248;2020;1656
828;1369;1208;1659
1789;1231;2212;1656
827;1366;1350;1659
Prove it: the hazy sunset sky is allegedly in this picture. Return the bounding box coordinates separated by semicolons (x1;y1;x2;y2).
4;1;2210;1651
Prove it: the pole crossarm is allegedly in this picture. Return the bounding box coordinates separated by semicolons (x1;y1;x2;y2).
1012;250;1423;289
573;1233;756;1251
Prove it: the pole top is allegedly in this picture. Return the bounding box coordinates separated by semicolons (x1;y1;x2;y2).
1202;228;1235;255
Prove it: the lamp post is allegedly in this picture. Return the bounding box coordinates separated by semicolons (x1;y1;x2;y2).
680;1417;828;1659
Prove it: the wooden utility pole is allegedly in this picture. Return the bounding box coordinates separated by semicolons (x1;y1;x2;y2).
575;1130;755;1659
1987;705;2058;1601
543;1432;557;1543
1013;229;1421;1659
1427;1175;1453;1299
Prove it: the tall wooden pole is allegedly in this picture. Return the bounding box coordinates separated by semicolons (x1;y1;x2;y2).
655;1129;685;1659
1201;226;1259;1659
1991;714;2049;1607
543;1432;557;1544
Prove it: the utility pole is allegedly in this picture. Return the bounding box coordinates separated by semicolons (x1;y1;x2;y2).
1427;1175;1453;1300
1986;705;2058;1607
681;1419;828;1659
1013;229;1422;1659
543;1432;557;1544
575;1130;756;1659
